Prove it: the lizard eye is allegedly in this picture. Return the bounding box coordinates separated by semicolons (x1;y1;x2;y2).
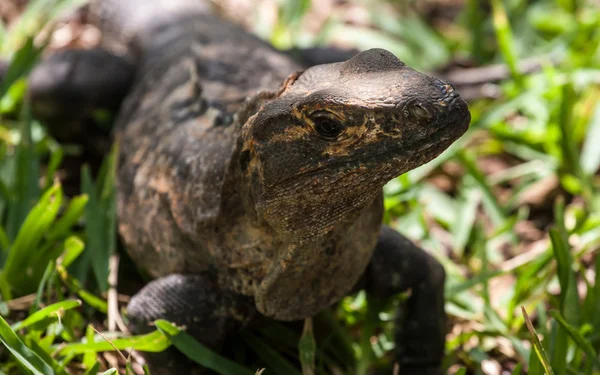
311;111;345;139
410;103;431;120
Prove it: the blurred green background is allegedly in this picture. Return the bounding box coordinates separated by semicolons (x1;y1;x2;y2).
0;0;599;374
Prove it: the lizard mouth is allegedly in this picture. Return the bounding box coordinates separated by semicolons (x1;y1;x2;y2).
409;109;470;151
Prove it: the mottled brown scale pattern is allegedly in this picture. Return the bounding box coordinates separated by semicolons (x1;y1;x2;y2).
83;0;474;321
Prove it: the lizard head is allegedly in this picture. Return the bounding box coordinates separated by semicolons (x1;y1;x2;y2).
240;48;470;242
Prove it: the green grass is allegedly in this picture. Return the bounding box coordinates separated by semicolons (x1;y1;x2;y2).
1;0;600;374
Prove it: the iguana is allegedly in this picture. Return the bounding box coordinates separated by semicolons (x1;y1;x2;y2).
28;0;470;373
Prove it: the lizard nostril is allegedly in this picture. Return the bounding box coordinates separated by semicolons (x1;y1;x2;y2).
441;87;459;106
432;79;458;105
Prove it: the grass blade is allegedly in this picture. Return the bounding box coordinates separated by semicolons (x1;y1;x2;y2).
1;183;62;296
299;318;316;375
12;300;81;331
522;306;555;375
46;194;88;243
0;37;44;98
59;236;85;268
60;329;171;354
0;314;55;375
5;107;41;243
490;0;524;86
56;265;107;313
79;145;117;291
84;363;100;375
580;102;600;175
549;227;580;324
155;320;254;375
549;310;600;368
243;331;302;375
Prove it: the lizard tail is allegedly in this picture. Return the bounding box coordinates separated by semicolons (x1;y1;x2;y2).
91;0;213;57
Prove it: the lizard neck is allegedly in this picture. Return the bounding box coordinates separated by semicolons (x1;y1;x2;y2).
221;91;280;226
223;105;383;320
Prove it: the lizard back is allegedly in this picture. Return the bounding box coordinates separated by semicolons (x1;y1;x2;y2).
106;0;302;277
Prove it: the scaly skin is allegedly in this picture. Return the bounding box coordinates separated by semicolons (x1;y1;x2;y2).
111;7;469;321
29;0;470;372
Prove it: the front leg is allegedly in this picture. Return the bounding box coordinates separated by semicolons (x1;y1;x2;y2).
365;225;446;374
127;274;255;374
